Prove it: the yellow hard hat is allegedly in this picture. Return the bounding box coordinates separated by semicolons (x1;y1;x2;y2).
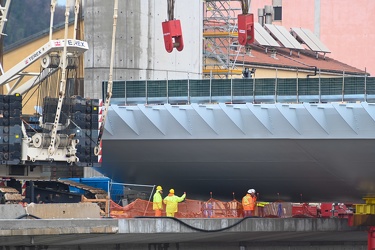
156;186;163;191
169;189;175;194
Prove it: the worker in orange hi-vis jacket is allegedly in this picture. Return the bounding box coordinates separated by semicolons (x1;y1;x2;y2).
242;188;257;217
163;189;186;217
153;186;164;217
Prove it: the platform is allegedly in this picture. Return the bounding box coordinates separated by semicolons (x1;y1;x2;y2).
0;217;367;249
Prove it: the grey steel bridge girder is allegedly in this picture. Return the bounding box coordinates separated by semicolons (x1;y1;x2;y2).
138;105;167;136
165;104;193;135
111;105;139;135
105;102;375;140
100;103;375;202
362;102;375;123
303;103;330;134
275;103;302;135
332;103;359;134
219;103;246;134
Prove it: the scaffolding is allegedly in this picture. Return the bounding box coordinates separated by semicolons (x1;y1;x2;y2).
203;0;249;78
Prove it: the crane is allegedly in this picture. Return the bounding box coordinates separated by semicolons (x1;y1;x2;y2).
0;0;11;76
0;0;99;175
94;0;118;156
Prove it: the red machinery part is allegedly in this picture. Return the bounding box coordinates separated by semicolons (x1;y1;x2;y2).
162;19;184;53
237;14;254;46
369;226;375;250
291;203;318;218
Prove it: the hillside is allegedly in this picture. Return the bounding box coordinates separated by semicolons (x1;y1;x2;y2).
4;0;66;47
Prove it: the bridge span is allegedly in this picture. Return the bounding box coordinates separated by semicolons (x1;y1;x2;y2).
100;100;375;202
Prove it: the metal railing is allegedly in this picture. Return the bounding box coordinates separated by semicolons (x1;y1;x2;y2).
103;76;375;105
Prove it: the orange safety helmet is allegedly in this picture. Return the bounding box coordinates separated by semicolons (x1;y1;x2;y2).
169;189;175;194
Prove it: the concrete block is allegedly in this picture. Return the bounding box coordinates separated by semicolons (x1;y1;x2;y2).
25;203;101;219
0;204;26;219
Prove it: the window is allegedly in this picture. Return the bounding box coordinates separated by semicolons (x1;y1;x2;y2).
274;6;282;21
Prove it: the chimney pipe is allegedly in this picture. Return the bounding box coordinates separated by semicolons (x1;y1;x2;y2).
258;8;265;26
264;5;273;24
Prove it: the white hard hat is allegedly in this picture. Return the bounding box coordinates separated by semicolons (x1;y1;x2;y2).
248;189;256;194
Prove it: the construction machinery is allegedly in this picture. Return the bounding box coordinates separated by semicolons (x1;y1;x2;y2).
0;0;100;203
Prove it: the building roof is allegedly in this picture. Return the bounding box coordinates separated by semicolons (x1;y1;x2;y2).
236;43;367;75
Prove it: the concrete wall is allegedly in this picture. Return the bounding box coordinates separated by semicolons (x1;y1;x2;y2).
0;203;101;219
0;243;367;250
84;0;203;99
0;204;25;219
25;203;101;219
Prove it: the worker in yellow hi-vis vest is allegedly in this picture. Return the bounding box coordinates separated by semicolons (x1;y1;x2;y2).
163;189;186;217
153;185;164;217
256;201;269;217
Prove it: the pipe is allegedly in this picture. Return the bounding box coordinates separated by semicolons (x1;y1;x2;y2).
307;66;317;78
258;8;265;26
264;5;273;24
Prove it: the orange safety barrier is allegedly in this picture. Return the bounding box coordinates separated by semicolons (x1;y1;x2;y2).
202;198;243;218
262;202;293;218
109;199;354;220
110;198;244;219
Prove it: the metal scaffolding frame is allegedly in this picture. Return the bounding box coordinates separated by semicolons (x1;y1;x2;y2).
203;0;249;78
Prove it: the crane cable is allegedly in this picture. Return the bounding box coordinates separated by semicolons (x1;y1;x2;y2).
240;0;250;15
167;0;175;21
135;216;258;233
94;0;118;156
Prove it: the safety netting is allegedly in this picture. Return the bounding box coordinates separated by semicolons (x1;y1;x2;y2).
108;198;304;219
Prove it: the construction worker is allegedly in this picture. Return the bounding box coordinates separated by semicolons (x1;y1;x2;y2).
242;188;257;217
163;189;186;217
153;185;164;217
242;68;250;78
256;201;269;217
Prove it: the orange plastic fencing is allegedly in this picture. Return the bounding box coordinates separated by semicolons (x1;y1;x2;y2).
263;202;293;218
110;198;244;219
109;199;352;219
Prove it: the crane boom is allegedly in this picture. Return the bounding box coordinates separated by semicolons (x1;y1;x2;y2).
94;0;118;156
48;2;71;156
0;39;88;89
0;0;11;37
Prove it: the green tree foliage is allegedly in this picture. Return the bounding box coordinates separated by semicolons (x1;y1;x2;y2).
4;0;65;47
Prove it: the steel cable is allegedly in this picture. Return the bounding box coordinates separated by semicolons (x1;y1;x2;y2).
135;216;259;233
